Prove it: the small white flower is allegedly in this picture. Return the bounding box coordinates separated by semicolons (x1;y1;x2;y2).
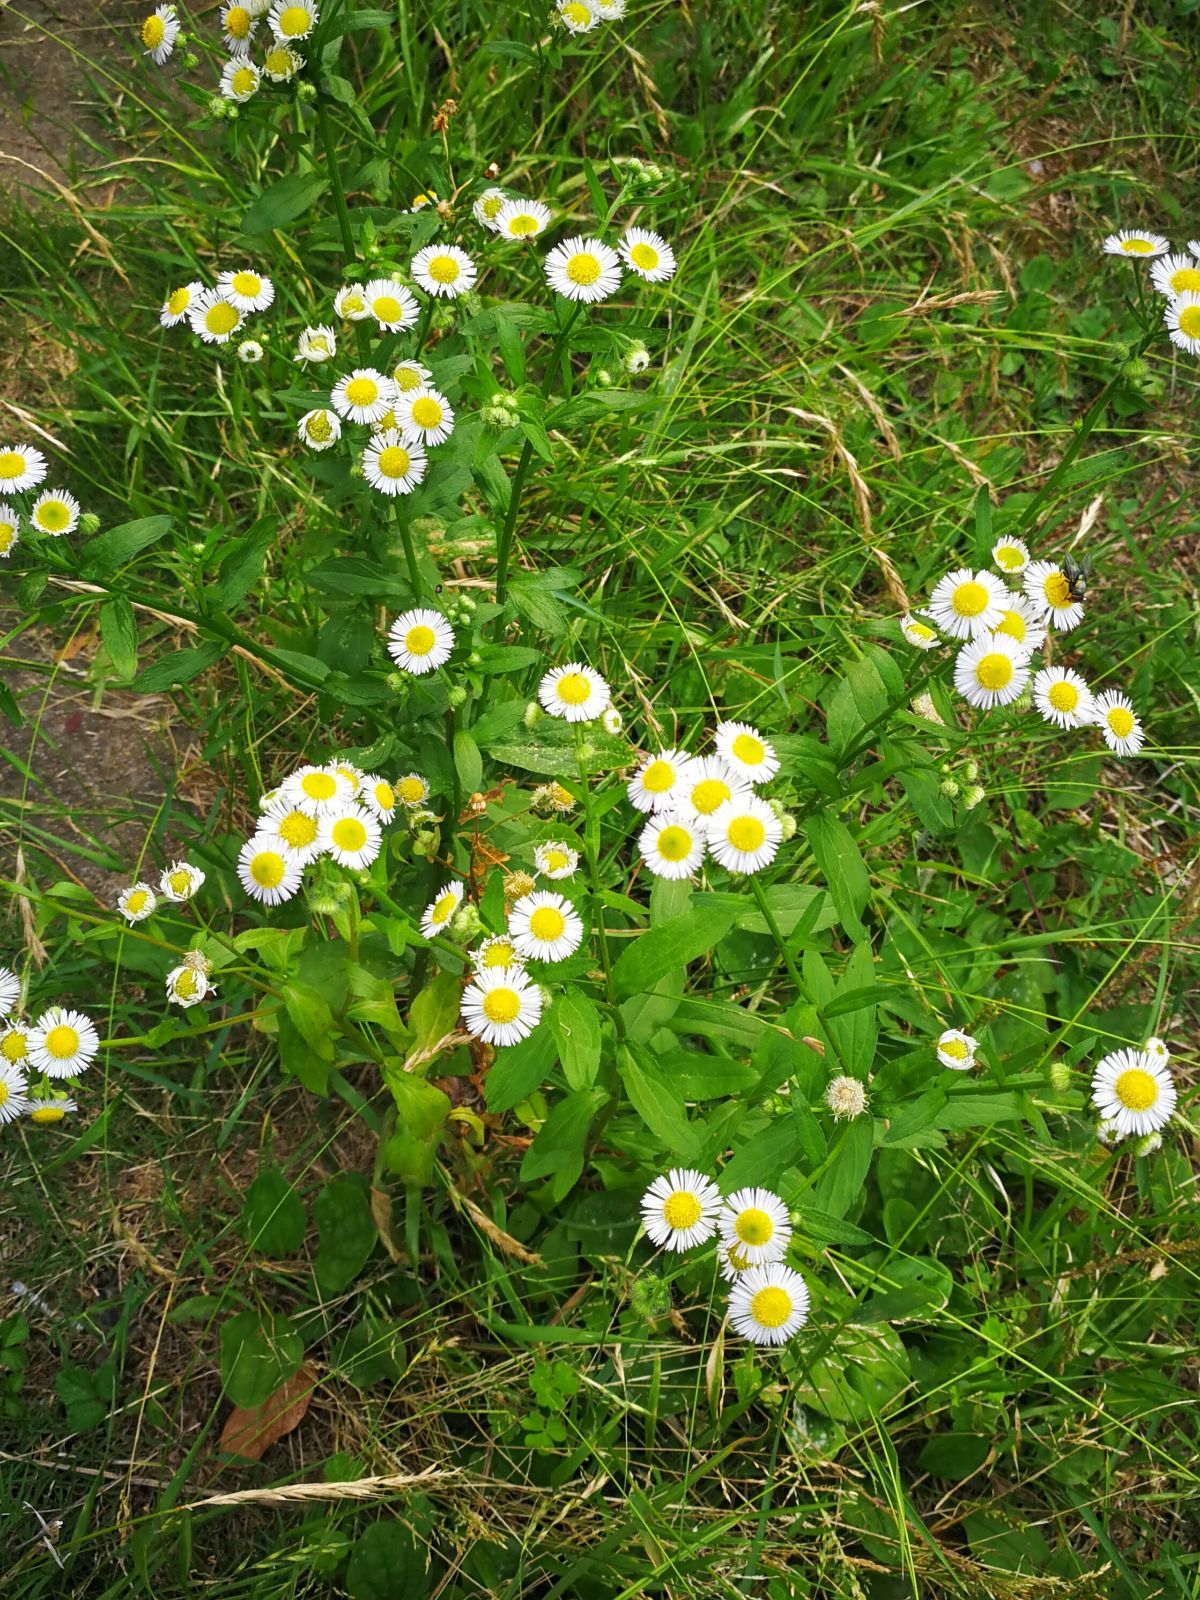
471;934;524;974
189;289;244;344
319;808;383;869
900;613;940;650
495;198;552;241
284;763;355;816
472;186;507;231
237;835;303;905
268;0;318;42
0;967;19;1018
937;1028;977;1070
260;796;324;863
627;748;688;812
393;387;454;448
27;1007;100;1079
330;368;397;425
358;775;397;822
1143;1036;1171;1065
1023;560;1085;632
714;720;780;785
619;227;677;283
1101;229;1170;259
640;1168;721;1251
363;430;428;496
0;1060;30;1124
707;795;783;874
461;968;543;1047
1165;292;1200;355
601;707;623;735
363;277;419;332
719;1187;792;1266
392;360;433;394
297;408;341;450
1032;666;1094;730
508;890;585;963
139;4;179;65
991;593;1047;655
334;284;370;320
0;504;18;559
295;325;337;364
674;756;752;826
825;1075;869;1119
727;1264;810;1346
1092;689;1144;757
637;813;706;880
388;608;454;674
1091;1048;1175;1137
411;244;477;299
160;281;203;328
0;444;48;494
595;0;626;15
953;634;1030;710
991;536;1030;575
538;662;612;722
393;772;430;808
928;566;1010;640
166;963;212;1008
544;235;622;303
625;342;650;375
1149;253;1200;297
534;842;580;880
117;882;157;924
29;490;81;537
25;1094;76;1126
421;881;464;939
219;57;261;101
217;269;274;313
557;0;598;33
159;860;205;901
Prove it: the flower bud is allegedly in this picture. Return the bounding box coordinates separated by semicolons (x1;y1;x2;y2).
625;342;650;375
963;759;979;782
779;812;798;842
631;1273;672;1320
601;707;623;735
939;777;960;798
79;513;101;536
450;902;484;941
962;784;985;810
467;650;482;668
594;368;614;388
306;878;354;916
296;81;317;103
447;684;468;709
1134;1131;1163;1157
524;702;543;730
1048;1061;1071;1094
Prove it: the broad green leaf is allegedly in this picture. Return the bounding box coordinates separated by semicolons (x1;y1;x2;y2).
220;1309;304;1408
520;1088;608;1201
854;1256;954;1324
380;1070;450;1186
551;988;602;1092
453;728;483;796
283;982;335;1055
131;641;224;694
80;515;171;575
485;1021;557;1112
618;1046;700;1157
717;1117;802;1193
99;596;138;681
805;812;870;942
611;902;739;1000
214;516;276;611
243;172;329;235
243;1167;307;1256
810;1116;874;1219
408;970;461;1052
313;1177;376;1294
346;1522;430;1600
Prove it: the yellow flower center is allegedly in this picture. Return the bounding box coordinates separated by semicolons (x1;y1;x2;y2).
205;301;240;334
331;817;367;852
373;782;396;809
278;5;311;35
1106;706;1135;738
397;777;425;803
1168;267;1200;293
750;1286;793;1329
996;609;1026;642
432;893;456;923
951;579;989;617
336;766;361;793
1120;237;1154;254
724;1244;752;1274
975;652;1013;692
174;969;199;998
563;1;590;21
691;777;731;814
373;294;404;322
231;66;257;95
731;732;765;765
727;816;766;853
555;672;591;706
908;621;934;640
126;889;150;914
226;7;251;39
301;772;337;800
380;446;413;480
941;1037;968;1060
231;271;261;297
167;286;191;314
411;396;443;429
266;48;295;75
309;414;336;443
141;16;165;47
1;1032;27;1062
482;940;517;968
1114;1067;1157;1111
168;869;192;895
345;377;378;407
565;251;601;286
481;194;503;219
1178;305;1200;338
662;1191;702;1230
1042;571;1072;608
393;365;423;391
0;525;15;553
44;1024;80;1060
0;452;26;480
630;241;659;270
506;212;541;236
405;623;435;655
427;254;460;284
529;906;566;942
30;1103;65;1125
544;850;569;873
341;291;365;314
0;1080;7;1107
656;825;692;862
641;759;674;792
251;851;286;888
1048;680;1079;713
734;1207;774;1247
482;987;521;1023
995;544;1023;571
36;501;70;532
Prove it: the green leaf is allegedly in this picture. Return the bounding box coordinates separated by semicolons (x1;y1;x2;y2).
408;971;461;1050
56;1360;116;1433
324;7;392;38
973;482;993;563
380;1072;450;1186
346;1522;430;1600
484;1022;557;1113
611;902;739;1000
618;1046;700;1157
719;1118;802;1193
811;1116;874;1219
313;1177;376;1295
551;988;602;1092
823;941;878;1073
80;515;171;575
130;641;224;694
510;576;568;635
936;1092;1022;1130
214;516;276;612
520;1088;608;1200
283;982;336;1055
854;1256;954;1324
0;679;21;726
805;812;870;941
220;1309;304;1408
99;597;138;682
470;699;527;746
243;1167;307;1257
453;728;483;796
243;171;329;235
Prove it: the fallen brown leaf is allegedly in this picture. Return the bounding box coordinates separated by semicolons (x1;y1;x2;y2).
219;1363;317;1463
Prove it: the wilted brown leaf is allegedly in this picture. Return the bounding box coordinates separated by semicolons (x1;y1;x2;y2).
218;1362;317;1463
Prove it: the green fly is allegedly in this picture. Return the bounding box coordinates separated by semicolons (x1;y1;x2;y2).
1062;553;1092;604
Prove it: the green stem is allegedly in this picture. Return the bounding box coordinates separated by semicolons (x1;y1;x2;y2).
750;875;805;998
314;95;355;262
394;502;423;600
575;727;626;1040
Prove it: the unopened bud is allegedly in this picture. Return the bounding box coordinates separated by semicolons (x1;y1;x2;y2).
447;684;467;709
1048;1061;1071;1094
962;783;985;810
524;702;542;729
79;512;101;536
939;777;960;798
1134;1131;1163;1157
450;903;484;941
594;368;614;388
296;81;317;103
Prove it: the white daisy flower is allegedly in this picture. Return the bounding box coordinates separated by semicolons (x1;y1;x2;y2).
1143;1036;1171;1065
220;57;261;101
707;795;783;874
1033;666;1095;730
538;662;611;722
0;444;47;494
392;359;433;393
953;634;1030;710
160;281;203;328
1165;292;1200;355
1091;1048;1175;1137
825;1075;869;1119
221;3;257;54
637;813;706;880
508;890;585;963
471;934;525;973
601;707;623;735
283;763;354;816
330;368;397;425
674;756;752;827
363;277;419;332
394;387;455;448
0;968;18;1017
900;613;939;650
358;775;397;822
472;186;508;230
991;593;1048;654
718;1241;755;1281
494;198;552;240
596;0;626;16
409;190;438;212
139;4;179;64
927;566;1010;640
363;430;428;496
117;882;157;924
0;1024;28;1066
718;1187;792;1266
29;490;80;537
217;269;274;313
189;289;244;343
237;835;303;905
640;1168;721;1251
937;1027;978;1069
421;881;464;939
237;340;264;364
334;284;370;320
627;748;689;812
1023;559;1085;631
727;1264;810;1346
159;860;205;901
544;234;622;303
394;772;430;808
619;227;677;283
166;963;211;1008
27;1007;100;1078
1189;240;1200;260
1101;229;1170;259
0;504;21;559
557;0;598;32
0;1060;30;1124
297;408;341;450
25;1094;77;1126
714;720;780;785
263;42;302;81
260;796;323;864
411;244;477;299
534;842;579;880
1092;689;1144;757
461;968;543;1047
319;808;383;869
388;608;454;675
268;0;318;41
991;536;1030;575
1149;253;1200;298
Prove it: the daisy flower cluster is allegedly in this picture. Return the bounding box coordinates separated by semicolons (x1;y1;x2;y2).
555;0;626;36
237;758;414;907
1101;230;1200;357
159;266;274;362
456;877;586;1047
0;442;96;559
901;543;1145;758
0;963;97;1131
1091;1035;1178;1153
138;3;322;100
640;1170;810;1347
115;863;211;1007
